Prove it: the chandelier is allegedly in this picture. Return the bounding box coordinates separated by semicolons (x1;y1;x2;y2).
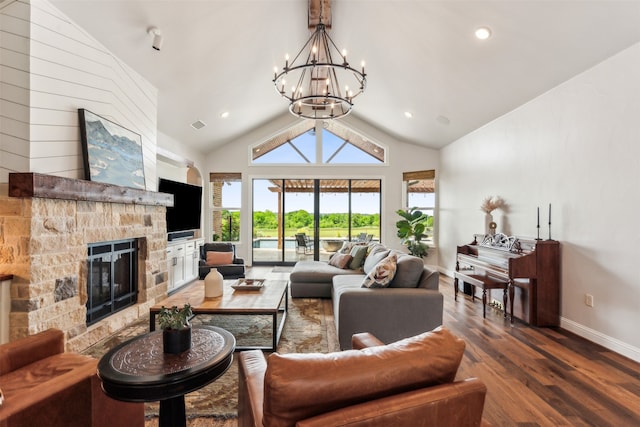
273;18;366;120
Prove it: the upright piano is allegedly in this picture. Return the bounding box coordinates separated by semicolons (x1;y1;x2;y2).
455;233;560;326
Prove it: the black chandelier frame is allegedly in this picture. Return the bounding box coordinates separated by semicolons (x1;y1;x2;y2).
273;22;366;120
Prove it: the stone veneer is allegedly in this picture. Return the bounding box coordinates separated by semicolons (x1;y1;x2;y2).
0;193;169;352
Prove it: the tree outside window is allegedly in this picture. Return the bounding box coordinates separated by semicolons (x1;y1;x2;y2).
403;170;435;242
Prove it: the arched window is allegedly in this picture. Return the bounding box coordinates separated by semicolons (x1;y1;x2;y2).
252;120;385;165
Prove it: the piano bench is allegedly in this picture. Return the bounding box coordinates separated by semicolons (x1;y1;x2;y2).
454;271;510;319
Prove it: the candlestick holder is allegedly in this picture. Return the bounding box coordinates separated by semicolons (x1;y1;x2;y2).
547;203;553;241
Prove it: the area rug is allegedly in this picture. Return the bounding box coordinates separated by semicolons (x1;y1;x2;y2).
83;293;338;422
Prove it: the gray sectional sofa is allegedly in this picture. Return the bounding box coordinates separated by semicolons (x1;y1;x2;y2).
290;243;443;349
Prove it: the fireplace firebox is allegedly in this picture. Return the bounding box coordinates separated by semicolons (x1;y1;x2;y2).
86;239;139;325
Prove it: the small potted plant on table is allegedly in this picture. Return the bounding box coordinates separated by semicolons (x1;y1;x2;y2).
158;303;193;354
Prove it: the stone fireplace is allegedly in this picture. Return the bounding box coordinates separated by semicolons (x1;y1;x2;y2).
0;173;173;352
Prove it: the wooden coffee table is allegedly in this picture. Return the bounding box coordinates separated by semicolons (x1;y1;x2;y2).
150;279;288;351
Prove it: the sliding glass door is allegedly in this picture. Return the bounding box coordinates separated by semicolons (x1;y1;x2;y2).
252;179;381;265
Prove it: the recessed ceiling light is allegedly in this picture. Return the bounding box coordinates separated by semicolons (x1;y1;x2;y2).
191;120;206;130
220;111;230;119
404;111;413;119
475;27;492;40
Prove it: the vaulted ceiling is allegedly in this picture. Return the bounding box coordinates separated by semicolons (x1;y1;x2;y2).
50;1;640;154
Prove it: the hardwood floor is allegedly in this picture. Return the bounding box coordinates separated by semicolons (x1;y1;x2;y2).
145;267;639;426
440;275;640;426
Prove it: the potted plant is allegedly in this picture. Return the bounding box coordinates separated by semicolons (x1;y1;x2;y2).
158;303;193;354
396;208;430;258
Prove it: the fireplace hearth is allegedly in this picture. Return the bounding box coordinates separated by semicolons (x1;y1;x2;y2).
86;239;139;326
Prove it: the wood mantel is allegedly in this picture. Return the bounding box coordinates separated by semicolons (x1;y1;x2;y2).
8;173;173;207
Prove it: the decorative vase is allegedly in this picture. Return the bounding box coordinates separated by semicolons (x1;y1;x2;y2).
162;327;191;354
485;213;494;235
205;268;224;298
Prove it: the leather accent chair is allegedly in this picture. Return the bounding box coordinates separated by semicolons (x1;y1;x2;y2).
238;327;488;427
0;329;144;427
198;242;245;279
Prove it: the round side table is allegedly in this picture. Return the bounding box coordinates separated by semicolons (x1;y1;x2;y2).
98;325;235;427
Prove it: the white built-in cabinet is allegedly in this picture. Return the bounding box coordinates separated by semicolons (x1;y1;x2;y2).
166;238;204;293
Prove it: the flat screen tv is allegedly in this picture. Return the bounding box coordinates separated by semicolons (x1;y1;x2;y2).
158;178;202;234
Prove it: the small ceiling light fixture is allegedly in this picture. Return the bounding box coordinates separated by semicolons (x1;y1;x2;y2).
147;26;163;51
190;120;206;130
404;111;413;119
220;111;230;119
273;2;366;120
475;26;492;40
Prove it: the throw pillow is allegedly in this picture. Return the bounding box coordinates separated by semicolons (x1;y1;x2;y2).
363;246;391;274
338;241;354;254
349;244;368;270
362;253;397;288
328;253;353;269
206;251;234;265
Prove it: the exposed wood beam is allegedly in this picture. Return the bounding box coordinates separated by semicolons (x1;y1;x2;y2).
309;0;331;29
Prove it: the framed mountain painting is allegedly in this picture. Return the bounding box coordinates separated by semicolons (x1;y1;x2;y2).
78;109;146;190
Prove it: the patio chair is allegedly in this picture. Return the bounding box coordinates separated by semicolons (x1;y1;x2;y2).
355;232;368;242
295;233;314;254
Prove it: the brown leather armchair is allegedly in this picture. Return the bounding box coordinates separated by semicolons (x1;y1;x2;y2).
0;329;144;427
238;327;488;427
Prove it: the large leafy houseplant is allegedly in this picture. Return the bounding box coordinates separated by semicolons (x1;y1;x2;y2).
396;208;430;258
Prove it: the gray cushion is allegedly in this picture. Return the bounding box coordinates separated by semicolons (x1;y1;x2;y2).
349;245;368;270
291;260;361;283
389;253;424;288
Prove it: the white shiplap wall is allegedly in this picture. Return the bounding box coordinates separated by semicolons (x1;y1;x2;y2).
1;0;30;182
0;0;158;189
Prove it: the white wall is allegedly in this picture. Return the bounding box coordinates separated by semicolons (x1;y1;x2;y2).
203;112;440;266
439;42;640;362
0;0;158;189
156;130;206;185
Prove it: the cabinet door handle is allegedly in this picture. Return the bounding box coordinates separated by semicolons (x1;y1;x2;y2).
173;257;178;266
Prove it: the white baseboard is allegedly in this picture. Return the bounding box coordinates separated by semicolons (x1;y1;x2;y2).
561;317;640;363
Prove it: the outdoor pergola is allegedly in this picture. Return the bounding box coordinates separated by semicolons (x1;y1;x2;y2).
265;176;434;249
